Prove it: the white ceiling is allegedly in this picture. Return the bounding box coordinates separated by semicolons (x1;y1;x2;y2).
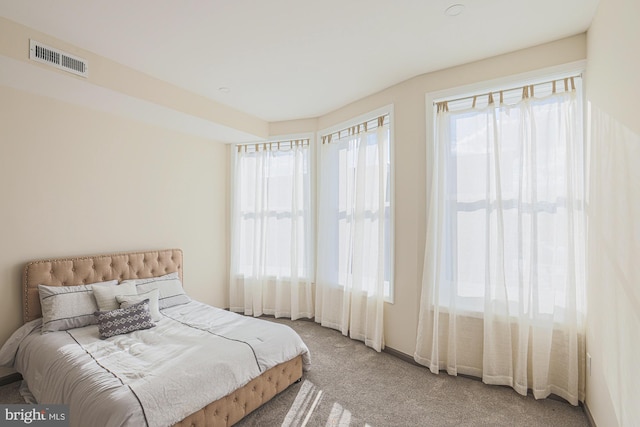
0;0;599;123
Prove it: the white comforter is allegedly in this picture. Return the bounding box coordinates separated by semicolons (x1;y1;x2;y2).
0;301;311;427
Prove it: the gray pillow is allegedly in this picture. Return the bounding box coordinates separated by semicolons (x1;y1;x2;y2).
94;299;155;339
39;280;118;333
123;272;190;309
116;289;161;321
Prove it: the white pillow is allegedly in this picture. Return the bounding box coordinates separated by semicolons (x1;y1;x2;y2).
116;289;161;321
39;280;118;333
92;281;137;311
122;272;190;309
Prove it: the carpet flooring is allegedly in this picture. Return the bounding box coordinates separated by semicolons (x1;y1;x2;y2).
0;317;589;426
240;318;589;427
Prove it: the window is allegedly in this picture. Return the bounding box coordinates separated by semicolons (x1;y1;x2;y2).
433;77;585;318
232;141;312;280
317;111;394;300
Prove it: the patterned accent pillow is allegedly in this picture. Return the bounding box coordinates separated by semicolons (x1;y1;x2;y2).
94;299;155;339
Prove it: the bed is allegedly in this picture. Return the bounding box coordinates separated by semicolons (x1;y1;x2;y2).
0;248;310;427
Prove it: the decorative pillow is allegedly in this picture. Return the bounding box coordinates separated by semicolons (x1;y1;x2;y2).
122;272;190;309
116;289;161;321
38;280;118;333
92;281;137;311
94;299;155;339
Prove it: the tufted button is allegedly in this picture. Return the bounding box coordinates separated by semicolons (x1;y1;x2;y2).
101;277;106;281
92;265;96;270
71;267;76;272
50;270;54;274
110;263;113;267
127;261;131;266
82;279;87;283
62;282;66;285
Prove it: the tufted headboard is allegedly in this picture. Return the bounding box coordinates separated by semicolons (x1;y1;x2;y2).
22;249;183;323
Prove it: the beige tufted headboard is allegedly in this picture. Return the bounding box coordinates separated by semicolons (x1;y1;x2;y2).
23;249;183;323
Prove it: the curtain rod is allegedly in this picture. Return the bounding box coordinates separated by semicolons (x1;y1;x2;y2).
237;138;310;153
321;114;389;144
435;73;582;110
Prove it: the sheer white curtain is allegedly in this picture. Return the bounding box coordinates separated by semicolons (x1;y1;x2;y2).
316;122;390;352
229;142;313;320
415;82;586;404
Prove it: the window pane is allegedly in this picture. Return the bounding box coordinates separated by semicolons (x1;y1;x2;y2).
236;146;311;278
321;122;392;298
439;86;584;317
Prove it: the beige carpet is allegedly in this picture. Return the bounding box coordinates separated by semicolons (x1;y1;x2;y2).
0;317;589;426
241;317;589;427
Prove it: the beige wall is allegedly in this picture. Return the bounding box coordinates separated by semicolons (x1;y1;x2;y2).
585;0;640;425
271;34;587;355
0;86;229;356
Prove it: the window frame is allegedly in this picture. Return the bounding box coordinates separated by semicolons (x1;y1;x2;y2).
424;61;587;316
229;132;316;282
316;104;396;303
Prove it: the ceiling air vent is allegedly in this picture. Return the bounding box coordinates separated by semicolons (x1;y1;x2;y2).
29;39;89;78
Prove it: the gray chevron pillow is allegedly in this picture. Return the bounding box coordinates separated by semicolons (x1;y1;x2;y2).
94;299;155;339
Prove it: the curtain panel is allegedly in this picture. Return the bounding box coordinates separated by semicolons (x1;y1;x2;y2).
315;123;390;352
415;85;586;404
229;143;314;320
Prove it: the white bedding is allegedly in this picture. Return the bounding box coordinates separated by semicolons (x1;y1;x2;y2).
0;300;311;427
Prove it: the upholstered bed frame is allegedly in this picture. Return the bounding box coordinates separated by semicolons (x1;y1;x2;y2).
22;249;303;427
